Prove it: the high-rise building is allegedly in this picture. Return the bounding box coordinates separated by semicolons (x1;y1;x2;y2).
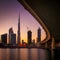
22;40;24;44
9;27;16;45
27;30;32;44
10;34;16;45
17;14;21;44
32;39;35;44
9;27;14;44
37;28;41;42
1;33;7;45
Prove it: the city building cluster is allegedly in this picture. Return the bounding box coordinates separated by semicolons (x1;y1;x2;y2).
0;14;41;48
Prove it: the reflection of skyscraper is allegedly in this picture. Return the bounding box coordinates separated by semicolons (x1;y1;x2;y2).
27;30;32;44
1;33;7;45
9;27;14;44
37;28;41;42
17;14;21;44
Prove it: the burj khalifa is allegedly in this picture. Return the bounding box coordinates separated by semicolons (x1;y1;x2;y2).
17;14;21;44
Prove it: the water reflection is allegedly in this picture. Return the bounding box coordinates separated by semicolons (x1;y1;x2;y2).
0;48;60;60
9;49;18;60
31;49;38;60
37;49;41;60
17;49;20;60
37;49;51;60
20;49;28;60
51;49;60;60
0;49;2;60
28;49;31;60
51;50;54;60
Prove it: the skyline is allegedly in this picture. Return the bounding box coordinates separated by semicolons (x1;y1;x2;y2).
0;0;46;43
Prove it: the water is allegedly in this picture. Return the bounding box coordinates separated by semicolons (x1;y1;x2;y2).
0;48;60;60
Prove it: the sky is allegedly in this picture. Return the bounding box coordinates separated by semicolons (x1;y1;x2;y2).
0;0;46;43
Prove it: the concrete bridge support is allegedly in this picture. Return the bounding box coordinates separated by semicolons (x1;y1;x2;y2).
51;36;55;49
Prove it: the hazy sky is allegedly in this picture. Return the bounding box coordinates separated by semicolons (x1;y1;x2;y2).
0;0;46;43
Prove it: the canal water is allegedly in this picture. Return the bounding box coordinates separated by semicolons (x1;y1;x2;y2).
0;48;60;60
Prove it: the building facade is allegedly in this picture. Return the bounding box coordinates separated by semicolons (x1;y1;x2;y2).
10;34;16;45
37;28;41;42
9;27;14;44
27;30;32;44
1;33;7;45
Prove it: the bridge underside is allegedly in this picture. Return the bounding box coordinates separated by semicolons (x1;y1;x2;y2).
18;0;60;49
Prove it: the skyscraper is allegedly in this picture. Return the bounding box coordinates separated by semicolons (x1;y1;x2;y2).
10;34;16;45
1;33;7;45
9;27;14;44
37;27;41;42
9;27;16;45
17;14;21;44
27;30;32;44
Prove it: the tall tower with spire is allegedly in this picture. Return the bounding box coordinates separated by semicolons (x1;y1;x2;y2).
17;13;21;44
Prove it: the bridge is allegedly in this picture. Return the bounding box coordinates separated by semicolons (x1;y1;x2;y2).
18;0;60;49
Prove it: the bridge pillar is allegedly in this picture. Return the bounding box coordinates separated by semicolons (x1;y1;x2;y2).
51;36;55;49
45;42;48;48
